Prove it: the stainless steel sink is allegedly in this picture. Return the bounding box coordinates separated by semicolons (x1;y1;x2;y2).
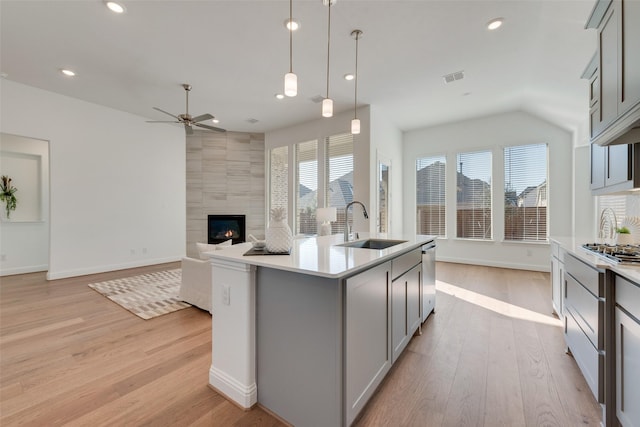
336;239;407;249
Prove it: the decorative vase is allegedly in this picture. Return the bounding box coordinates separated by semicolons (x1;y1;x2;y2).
617;233;633;245
266;207;293;253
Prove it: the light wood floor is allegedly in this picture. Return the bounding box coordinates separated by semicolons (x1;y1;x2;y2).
0;262;601;426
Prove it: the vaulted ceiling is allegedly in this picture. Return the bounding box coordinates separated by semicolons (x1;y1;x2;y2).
0;0;596;135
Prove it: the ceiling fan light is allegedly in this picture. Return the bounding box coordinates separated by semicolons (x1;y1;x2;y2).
322;98;333;117
284;72;297;97
351;118;361;134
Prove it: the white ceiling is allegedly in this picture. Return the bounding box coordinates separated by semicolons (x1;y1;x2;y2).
0;0;597;135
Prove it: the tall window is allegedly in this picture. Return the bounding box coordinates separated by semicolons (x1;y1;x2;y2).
269;146;288;214
295;140;318;235
504;143;548;241
326;133;354;234
457;151;492;239
416;155;446;236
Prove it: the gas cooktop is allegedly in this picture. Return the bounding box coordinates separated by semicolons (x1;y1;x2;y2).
581;243;640;264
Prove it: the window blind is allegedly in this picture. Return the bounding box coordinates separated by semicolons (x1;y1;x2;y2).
295;140;318;235
504;143;548;242
326;133;354;234
456;151;492;239
416;155;446;236
269;146;288;212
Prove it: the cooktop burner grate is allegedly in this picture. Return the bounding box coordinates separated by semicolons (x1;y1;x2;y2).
581;243;640;264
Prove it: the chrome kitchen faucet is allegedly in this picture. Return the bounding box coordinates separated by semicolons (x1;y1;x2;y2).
344;201;369;242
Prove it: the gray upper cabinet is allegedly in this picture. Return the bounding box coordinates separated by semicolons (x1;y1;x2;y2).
591;142;640;194
585;0;640;146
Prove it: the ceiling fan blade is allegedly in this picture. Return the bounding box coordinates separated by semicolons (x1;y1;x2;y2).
146;120;180;123
195;123;226;133
153;107;180;119
185;123;194;135
191;113;214;123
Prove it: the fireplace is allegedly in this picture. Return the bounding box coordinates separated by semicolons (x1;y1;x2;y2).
208;215;246;245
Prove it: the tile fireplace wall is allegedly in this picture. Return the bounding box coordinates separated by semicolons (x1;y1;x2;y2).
186;131;265;259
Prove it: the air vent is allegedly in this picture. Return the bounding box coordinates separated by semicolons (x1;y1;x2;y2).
310;95;324;104
246;118;259;124
443;70;464;84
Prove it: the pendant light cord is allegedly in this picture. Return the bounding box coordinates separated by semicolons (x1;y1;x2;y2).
289;0;293;73
354;32;359;119
326;1;331;99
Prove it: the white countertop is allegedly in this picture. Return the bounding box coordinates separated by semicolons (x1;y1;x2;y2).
205;233;436;279
551;236;640;283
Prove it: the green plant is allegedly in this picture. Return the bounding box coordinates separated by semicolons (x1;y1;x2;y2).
616;226;631;234
0;175;17;219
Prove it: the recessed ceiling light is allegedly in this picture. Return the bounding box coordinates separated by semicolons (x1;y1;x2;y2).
487;18;504;30
212;119;220;124
344;74;354;81
284;18;300;31
275;94;285;100
105;1;125;13
60;69;76;77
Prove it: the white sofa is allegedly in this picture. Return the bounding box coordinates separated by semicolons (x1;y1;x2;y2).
179;240;232;313
179;257;213;313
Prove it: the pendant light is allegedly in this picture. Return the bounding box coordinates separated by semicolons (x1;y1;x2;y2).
350;29;362;135
322;0;334;118
284;0;297;97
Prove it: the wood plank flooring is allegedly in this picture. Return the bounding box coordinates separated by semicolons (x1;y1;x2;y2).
0;262;601;426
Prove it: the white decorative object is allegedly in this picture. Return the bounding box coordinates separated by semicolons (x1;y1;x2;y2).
266;207;293;253
317;207;337;236
621;216;640;244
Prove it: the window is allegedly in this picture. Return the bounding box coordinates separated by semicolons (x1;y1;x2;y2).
326;133;354;234
416;155;446;236
295;140;318;235
504;143;548;241
269;146;288;212
457;151;492;239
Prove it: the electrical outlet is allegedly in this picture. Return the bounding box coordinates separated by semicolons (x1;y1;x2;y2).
526;249;533;257
130;249;136;255
142;247;148;254
222;285;230;306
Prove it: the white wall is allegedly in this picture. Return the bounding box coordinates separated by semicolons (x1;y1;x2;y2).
403;111;573;271
0;134;50;275
0;80;185;279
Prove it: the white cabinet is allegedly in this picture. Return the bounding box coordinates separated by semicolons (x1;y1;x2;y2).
345;261;392;426
614;275;640;427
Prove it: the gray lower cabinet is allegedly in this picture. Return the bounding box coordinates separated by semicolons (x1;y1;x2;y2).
614;275;640;427
564;253;605;403
345;261;392;426
391;249;422;363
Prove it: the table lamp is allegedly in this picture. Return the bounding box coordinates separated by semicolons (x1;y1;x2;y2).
317;207;337;236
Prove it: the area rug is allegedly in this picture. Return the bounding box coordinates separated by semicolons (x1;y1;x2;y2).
88;269;191;320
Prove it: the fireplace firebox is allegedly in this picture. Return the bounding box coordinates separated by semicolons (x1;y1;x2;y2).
208;215;246;245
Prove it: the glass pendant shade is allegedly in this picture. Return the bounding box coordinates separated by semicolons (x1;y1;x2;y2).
322;98;333;117
351;118;361;134
284;73;297;97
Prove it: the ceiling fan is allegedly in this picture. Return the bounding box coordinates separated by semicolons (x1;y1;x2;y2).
147;83;226;135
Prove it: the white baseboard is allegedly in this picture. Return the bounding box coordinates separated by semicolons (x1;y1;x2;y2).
46;256;182;280
436;256;549;273
0;264;48;277
209;365;257;409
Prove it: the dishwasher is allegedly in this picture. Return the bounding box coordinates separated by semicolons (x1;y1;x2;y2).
421;241;436;322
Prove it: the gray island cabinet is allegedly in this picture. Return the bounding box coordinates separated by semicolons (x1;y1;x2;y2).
206;233;435;427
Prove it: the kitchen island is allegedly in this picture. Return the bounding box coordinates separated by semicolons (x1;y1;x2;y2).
206;233;435;427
